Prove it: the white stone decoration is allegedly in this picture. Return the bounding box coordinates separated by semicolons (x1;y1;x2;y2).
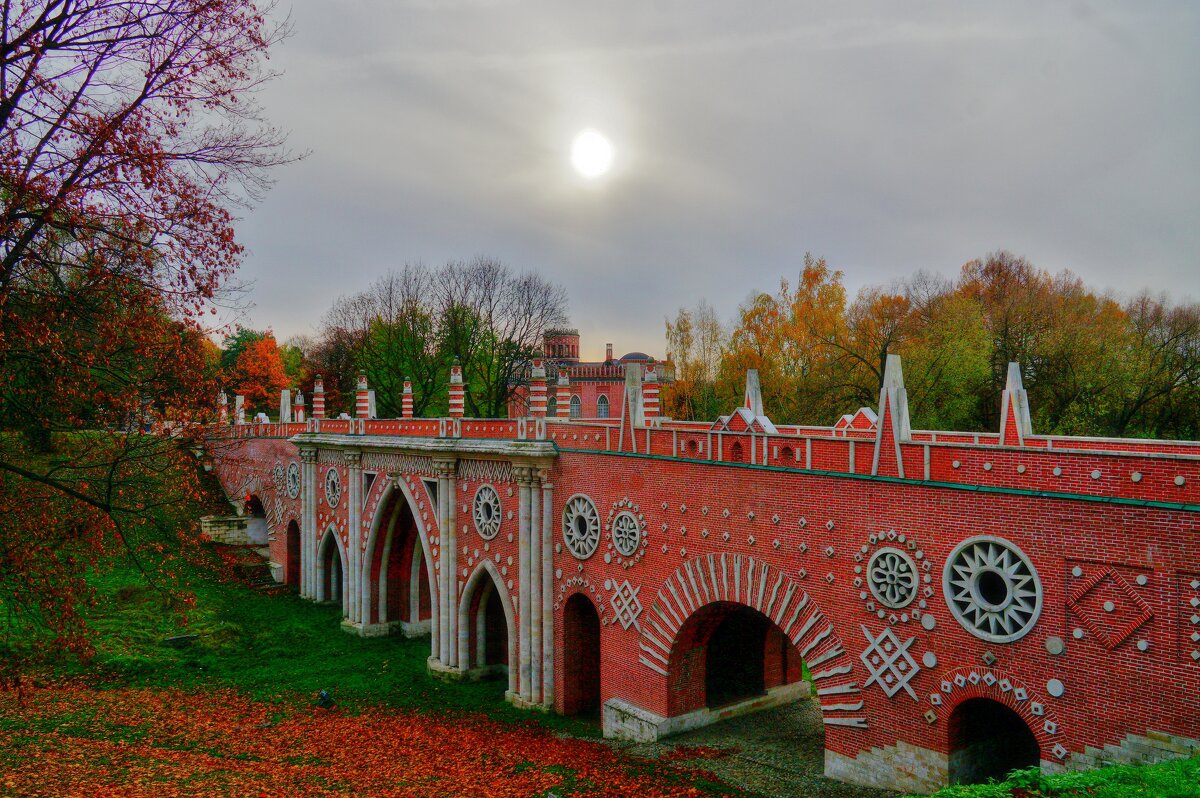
324;466;341;508
867;547;919;609
472;484;502;540
286;462;301;498
612;511;641;557
859;624;920;700
943;535;1042;644
272;462;285;490
563;494;601;560
609;579;643;631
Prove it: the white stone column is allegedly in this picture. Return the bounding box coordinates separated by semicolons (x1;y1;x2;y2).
300;449;318;599
446;465;458;668
435;459;455;665
344;450;362;624
540;474;555;707
529;474;542;702
516;466;533;701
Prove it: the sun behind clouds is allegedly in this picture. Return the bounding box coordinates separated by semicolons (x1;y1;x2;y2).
570;128;614;178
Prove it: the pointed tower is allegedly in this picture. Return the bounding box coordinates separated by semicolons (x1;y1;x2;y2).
279;389;292;424
234;394;245;425
998;362;1033;446
529;359;548;417
448;361;465;418
617;363;644;453
355;375;371;419
402;380;414;418
294;391;305;423
744;369;764;417
871;354;912;478
642;365;660;420
218;391;228;424
312;377;325;419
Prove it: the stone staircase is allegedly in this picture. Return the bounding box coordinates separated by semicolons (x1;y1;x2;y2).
213;543;288;593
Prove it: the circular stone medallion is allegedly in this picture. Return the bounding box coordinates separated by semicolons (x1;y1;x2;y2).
943;536;1042;644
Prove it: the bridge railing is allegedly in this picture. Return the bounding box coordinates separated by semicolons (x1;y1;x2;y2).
214;412;1198;505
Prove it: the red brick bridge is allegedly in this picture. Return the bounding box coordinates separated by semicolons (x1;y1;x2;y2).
208;357;1200;793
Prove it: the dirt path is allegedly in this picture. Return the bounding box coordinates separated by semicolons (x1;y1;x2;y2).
624;699;899;798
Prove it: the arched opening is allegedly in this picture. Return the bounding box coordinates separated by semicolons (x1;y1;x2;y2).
285;521;301;588
317;530;345;608
706;607;768;707
949;698;1040;785
562;593;601;717
244;494;268;545
569;395;582;418
729;441;745;463
596;394;610;419
458;563;515;691
668;602;807;717
779;446;795;466
365;488;433;635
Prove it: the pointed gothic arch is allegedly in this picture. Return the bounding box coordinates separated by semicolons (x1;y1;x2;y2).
457;559;517;693
316;526;348;608
360;477;438;637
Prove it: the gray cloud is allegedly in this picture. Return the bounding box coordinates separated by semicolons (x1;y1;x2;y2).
234;1;1200;359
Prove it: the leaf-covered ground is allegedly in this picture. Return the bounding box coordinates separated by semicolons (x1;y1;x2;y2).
0;550;742;796
0;686;734;797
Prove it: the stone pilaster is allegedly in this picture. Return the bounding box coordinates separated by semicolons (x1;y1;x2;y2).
539;472;555;708
344;450;362;625
515;465;535;702
299;448;319;599
529;470;542;701
433;458;457;666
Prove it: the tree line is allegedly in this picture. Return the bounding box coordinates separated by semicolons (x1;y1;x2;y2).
665;251;1200;439
220;258;568;419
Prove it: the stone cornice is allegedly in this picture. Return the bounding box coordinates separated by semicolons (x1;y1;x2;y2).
291;433;558;465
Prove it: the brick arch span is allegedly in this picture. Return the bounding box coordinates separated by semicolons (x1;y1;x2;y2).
360;477;439;633
638;553;865;729
457;559;517;695
928;666;1067;764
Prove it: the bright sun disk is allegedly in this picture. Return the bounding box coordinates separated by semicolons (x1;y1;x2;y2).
571;129;614;178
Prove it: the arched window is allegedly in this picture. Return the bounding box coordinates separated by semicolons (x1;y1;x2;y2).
596;395;609;418
569;395;582;418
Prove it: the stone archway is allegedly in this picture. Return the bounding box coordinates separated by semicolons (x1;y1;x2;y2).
457;560;517;693
562;592;602;717
640;554;861;730
361;481;436;637
316;527;348;608
949;698;1040;784
285;521;301;588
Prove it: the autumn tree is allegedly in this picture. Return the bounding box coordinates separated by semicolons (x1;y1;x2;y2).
0;0;292;670
663;301;726;421
228;334;288;413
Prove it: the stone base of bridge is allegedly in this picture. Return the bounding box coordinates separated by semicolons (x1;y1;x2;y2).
505;691;551;712
825;741;948;795
602;680;811;744
355;620;431;638
426;657;510;685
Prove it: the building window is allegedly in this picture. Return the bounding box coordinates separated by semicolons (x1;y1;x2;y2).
569;395;582;418
596;395;609;418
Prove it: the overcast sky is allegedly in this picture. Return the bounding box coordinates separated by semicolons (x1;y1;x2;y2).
233;1;1200;360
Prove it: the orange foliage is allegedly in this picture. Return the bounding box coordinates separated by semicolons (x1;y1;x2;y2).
231;335;289;410
0;687;732;797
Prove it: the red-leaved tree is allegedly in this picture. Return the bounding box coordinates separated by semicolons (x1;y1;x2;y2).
0;0;293;675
